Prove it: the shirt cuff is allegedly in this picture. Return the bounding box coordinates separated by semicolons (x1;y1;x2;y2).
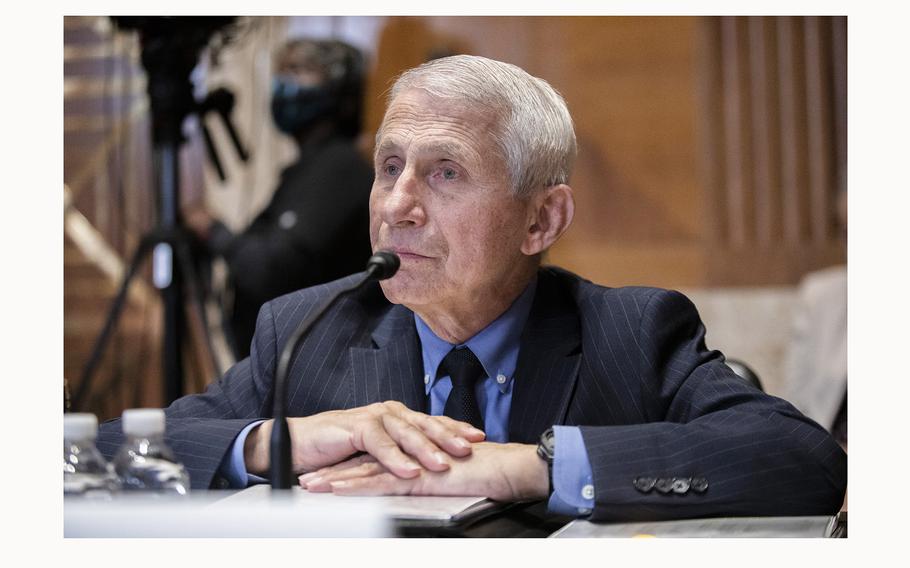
218;420;269;488
546;426;595;517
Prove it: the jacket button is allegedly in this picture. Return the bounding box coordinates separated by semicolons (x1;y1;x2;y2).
692;477;709;493
655;478;674;494
671;478;690;494
633;477;656;493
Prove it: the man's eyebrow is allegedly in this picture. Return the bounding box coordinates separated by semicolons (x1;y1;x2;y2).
374;138;470;161
374;138;399;158
418;141;470;160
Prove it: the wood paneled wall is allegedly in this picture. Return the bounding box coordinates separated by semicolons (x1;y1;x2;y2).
361;16;846;287
697;16;846;284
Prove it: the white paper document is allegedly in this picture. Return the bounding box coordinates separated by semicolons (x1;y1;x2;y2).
219;484;499;522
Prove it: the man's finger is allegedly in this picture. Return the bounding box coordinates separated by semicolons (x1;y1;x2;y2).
381;413;453;472
427;414;487;442
383;401;485;448
302;459;385;492
298;453;373;484
407;413;484;457
354;420;423;479
329;472;417;496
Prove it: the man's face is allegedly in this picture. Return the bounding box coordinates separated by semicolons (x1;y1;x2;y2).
370;88;535;316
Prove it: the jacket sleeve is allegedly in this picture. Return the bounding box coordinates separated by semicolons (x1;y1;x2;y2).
96;301;280;490
579;289;847;522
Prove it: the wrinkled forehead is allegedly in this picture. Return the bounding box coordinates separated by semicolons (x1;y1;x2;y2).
376;88;501;152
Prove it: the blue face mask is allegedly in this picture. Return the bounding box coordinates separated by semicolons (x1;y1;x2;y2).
270;77;336;136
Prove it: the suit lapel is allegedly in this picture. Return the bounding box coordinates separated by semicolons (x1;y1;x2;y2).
350;304;427;412
508;271;582;443
347;269;582;433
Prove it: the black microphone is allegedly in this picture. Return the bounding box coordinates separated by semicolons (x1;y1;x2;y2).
364;250;400;280
269;251;400;489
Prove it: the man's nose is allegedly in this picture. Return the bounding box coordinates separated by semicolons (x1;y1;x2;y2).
377;167;426;228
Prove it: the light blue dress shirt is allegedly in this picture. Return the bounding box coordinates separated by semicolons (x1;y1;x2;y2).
220;277;595;515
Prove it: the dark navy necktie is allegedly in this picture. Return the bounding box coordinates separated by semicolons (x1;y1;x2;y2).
440;347;485;430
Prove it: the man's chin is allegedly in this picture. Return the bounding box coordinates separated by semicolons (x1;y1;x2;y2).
378;279;413;305
377;280;402;305
378;278;432;308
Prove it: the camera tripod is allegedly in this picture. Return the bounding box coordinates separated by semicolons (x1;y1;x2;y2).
73;17;246;410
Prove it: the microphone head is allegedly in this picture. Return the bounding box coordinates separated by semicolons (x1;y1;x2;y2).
366;251;400;280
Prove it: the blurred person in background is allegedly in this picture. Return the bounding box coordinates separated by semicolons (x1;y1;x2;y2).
781;187;848;448
186;38;373;359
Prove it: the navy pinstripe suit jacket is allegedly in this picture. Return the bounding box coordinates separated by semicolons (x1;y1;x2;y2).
98;266;846;521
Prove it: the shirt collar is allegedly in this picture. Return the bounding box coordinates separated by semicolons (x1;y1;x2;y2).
415;276;538;395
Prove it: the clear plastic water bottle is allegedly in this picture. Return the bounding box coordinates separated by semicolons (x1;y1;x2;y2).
64;413;118;498
112;408;190;495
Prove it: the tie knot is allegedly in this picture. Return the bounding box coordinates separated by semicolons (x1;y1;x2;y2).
439;347;485;388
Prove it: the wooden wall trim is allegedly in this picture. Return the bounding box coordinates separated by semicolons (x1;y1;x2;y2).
699;16;846;285
805;16;833;245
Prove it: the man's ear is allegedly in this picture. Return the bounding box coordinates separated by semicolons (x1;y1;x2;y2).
521;184;575;256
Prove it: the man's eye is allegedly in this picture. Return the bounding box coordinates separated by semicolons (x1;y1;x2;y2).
442;168;457;180
383;164;401;176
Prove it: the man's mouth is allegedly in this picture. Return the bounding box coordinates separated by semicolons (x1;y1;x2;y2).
383;247;432;260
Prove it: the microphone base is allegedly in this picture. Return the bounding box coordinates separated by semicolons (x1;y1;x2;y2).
269;416;293;490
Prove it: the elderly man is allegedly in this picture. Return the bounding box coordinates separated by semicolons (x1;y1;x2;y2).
98;55;846;522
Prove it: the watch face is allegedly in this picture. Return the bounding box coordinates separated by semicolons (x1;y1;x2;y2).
538;427;556;462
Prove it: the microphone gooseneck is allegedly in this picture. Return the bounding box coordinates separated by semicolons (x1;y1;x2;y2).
269;252;399;489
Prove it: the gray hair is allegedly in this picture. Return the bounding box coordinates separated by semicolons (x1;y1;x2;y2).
384;55;577;199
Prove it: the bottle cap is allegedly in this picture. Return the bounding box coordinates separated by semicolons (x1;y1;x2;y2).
122;408;166;437
63;413;98;440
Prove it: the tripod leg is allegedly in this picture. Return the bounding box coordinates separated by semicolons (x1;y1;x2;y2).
174;237;224;380
157;241;185;405
156;142;185;405
73;237;153;411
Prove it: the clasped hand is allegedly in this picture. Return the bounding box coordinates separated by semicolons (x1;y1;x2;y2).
299;442;549;502
244;401;548;501
245;401;484;479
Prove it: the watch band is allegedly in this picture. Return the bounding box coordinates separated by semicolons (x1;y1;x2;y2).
537;427;555;496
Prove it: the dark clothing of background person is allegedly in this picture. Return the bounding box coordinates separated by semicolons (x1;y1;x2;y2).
206;135;373;358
